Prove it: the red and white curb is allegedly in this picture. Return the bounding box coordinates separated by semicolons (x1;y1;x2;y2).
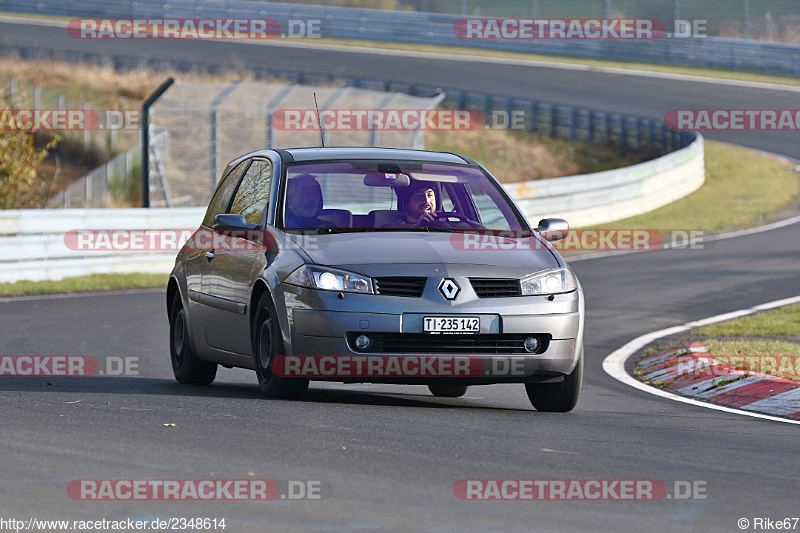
636;343;800;419
603;295;800;426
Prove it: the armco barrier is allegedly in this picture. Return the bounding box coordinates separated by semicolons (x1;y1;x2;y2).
0;135;704;283
0;0;798;75
0;207;204;283
507;134;704;228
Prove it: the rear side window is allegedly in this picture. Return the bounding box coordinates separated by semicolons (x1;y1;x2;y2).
202;160;249;227
229;159;273;225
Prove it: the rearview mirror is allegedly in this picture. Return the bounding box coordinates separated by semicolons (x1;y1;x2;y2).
363;171;411;188
536;218;569;242
213;214;259;232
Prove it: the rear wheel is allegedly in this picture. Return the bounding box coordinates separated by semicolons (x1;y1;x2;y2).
428;384;468;398
253;293;309;399
169;292;217;385
525;351;583;412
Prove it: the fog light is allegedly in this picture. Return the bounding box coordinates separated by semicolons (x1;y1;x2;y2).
523;336;540;353
355;335;371;351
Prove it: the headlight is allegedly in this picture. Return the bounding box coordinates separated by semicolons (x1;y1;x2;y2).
285;265;373;294
520;268;577;295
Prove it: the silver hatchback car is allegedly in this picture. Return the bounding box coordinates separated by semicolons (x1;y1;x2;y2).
167;148;584;411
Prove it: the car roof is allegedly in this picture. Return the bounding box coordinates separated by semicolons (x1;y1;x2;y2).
234;147;476;165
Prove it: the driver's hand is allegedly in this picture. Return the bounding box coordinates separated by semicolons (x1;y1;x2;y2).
415;212;437;225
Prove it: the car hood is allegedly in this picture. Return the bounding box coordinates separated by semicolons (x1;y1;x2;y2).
290;231;561;272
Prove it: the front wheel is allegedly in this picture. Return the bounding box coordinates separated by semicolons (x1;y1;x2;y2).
525;351;582;412
253;293;308;399
169;292;217;385
428;384;468;398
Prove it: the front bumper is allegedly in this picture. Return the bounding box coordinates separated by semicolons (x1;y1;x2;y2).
279;282;584;383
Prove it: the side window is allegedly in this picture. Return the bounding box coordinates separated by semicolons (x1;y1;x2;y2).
202;160;249;227
229;159;272;225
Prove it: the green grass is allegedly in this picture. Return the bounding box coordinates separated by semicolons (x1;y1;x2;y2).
705;339;800;381
705;339;800;356
692;303;800;381
0;273;168;297
694;303;800;337
589;140;800;232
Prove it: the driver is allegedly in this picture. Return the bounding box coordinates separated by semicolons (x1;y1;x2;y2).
382;180;448;228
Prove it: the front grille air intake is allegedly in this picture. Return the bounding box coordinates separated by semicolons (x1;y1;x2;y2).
469;278;521;298
373;277;427;297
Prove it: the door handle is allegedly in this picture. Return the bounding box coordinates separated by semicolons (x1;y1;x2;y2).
205;251;215;261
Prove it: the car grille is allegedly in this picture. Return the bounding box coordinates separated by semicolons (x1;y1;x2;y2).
469;278;521;298
373;277;427;297
347;333;550;354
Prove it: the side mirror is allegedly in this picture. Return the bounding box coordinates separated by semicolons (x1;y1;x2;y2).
213;214;259;232
536;218;569;242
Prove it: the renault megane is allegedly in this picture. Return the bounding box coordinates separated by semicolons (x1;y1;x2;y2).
167;148;584;411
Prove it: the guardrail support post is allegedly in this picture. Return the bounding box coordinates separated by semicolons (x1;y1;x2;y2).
528;102;538;133
570;108;579;140
620;117;628;149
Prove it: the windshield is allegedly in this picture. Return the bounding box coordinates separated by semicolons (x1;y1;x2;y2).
281;161;525;231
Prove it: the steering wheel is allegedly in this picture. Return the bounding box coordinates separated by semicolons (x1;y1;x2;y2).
434;212;485;229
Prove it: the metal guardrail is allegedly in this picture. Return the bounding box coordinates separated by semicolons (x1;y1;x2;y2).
508;134;705;228
0;0;799;75
0;207;204;282
0;133;704;283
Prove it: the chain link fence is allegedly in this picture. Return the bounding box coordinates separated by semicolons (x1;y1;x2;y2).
147;80;444;206
0;76;128;154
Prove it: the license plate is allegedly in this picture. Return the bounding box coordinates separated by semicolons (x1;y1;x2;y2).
423;316;480;334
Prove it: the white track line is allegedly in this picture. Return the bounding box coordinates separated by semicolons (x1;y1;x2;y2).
1;15;800;93
602;295;800;426
566;213;800;263
0;287;164;303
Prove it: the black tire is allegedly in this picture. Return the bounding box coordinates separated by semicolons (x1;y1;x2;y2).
525;351;583;412
253;293;309;399
169;291;217;385
428;384;468;398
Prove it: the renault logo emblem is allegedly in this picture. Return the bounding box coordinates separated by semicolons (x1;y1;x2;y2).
438;278;460;300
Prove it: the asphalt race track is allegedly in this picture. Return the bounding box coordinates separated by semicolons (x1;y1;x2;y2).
1;19;799;158
1;19;799;532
